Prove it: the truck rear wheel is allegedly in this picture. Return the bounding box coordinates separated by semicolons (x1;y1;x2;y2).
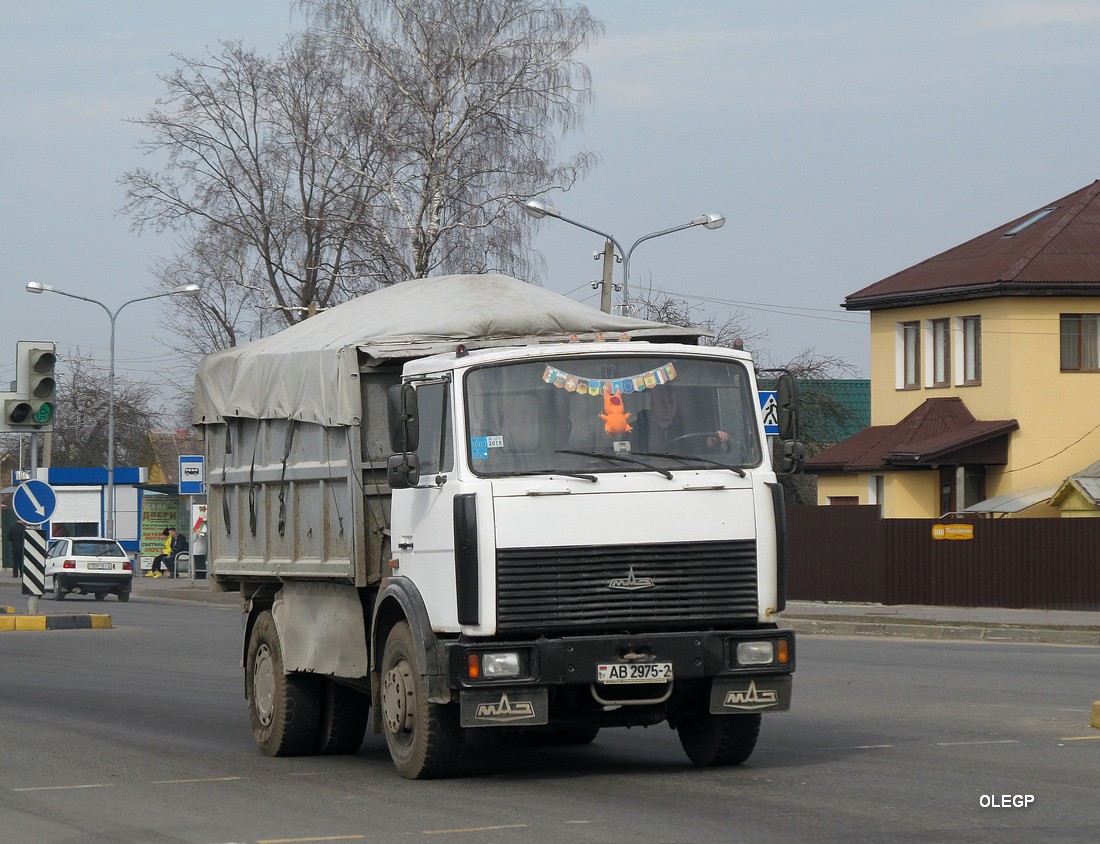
678;713;761;767
380;621;463;779
246;611;321;756
315;679;369;755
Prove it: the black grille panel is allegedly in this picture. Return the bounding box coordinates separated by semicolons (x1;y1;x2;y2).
496;540;758;633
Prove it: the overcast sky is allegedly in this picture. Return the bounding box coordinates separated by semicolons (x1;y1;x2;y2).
4;1;1100;396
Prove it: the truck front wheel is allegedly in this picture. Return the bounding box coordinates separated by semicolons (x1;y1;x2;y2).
677;713;761;767
380;621;463;779
246;610;321;756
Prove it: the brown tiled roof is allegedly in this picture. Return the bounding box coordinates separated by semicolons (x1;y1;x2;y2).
147;430;205;485
846;180;1100;310
806;398;1018;473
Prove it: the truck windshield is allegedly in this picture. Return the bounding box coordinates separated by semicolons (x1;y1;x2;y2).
464;353;762;477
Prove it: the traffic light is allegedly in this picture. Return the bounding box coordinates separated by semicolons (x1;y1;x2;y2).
3;341;57;430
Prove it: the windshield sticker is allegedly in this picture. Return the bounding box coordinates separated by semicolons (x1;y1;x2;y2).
470;435;503;461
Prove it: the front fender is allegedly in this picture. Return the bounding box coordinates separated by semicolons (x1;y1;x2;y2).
371;576;449;702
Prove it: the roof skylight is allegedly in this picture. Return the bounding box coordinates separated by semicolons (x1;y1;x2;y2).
1002;207;1057;237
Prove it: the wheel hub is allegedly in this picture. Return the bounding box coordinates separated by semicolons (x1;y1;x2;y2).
253;643;276;726
383;658;415;735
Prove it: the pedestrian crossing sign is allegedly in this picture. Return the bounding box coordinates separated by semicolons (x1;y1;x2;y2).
758;391;779;436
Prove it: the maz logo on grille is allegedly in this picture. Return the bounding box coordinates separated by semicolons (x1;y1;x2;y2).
608;566;656;591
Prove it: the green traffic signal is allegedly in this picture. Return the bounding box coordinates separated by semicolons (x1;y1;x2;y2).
33;401;53;424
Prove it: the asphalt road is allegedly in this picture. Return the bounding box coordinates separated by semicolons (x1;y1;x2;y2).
0;591;1098;843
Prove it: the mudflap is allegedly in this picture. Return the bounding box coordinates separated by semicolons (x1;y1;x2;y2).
460;688;549;728
709;676;792;714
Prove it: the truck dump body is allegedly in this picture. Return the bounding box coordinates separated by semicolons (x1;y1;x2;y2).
195;274;796;778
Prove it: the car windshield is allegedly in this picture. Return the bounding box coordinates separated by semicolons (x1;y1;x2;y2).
71;540;125;557
464;353;762;477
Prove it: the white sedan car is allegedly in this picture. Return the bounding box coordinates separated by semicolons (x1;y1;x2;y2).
45;537;133;602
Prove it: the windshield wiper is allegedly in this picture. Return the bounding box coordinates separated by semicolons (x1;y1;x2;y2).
632;451;747;477
496;469;598;483
555;449;674;480
541;470;598;483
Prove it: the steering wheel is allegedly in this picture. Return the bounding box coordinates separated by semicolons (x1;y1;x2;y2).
665;432;730;453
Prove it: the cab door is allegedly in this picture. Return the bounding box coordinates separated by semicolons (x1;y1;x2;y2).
389;378;464;630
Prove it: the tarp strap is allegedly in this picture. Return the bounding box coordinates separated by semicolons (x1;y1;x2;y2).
222;424;233;537
248;420;260;537
277;420;296;538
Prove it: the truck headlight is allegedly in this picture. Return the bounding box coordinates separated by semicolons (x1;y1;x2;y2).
466;650;524;680
736;641;774;665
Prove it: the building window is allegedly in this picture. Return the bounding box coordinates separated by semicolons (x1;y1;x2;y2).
964;467;986;509
931;319;950;387
1061;314;1100;371
899;321;921;389
939;466;987;515
827;496;860;506
959;316;981;385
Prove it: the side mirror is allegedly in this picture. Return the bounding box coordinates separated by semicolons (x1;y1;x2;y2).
777;440;805;475
776;372;799;442
387;453;421;490
388;383;420;453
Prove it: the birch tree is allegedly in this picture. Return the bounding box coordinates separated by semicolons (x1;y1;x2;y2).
122;0;602;347
303;0;601;280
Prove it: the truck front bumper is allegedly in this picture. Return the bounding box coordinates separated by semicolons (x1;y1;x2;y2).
445;628;794;728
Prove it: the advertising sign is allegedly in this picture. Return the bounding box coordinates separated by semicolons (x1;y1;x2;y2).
139;495;179;570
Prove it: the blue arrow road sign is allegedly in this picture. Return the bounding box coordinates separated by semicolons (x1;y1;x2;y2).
13;479;57;525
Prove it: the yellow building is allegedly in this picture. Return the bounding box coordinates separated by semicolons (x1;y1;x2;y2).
809;181;1100;518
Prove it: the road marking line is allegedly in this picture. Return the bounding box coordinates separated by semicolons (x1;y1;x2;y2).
152;776;244;784
422;824;528;835
935;740;1020;746
1059;735;1100;741
820;744;894;750
257;836;366;843
13;783;114;792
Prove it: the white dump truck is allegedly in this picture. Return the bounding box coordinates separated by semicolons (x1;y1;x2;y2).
194;274;801;778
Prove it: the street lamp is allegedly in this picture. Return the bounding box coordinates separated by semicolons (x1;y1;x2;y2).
522;199;725;313
25;281;202;539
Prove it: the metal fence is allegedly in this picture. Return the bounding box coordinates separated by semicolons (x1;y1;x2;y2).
787;505;1100;610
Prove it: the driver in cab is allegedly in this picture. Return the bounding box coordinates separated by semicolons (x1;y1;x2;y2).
630;385;729;453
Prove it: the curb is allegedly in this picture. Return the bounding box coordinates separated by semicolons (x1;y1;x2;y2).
785;617;1100;645
0;614;112;631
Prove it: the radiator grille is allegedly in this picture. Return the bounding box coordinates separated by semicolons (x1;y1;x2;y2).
496;540;758;634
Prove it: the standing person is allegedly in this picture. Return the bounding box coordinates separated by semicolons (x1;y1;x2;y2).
6;519;26;579
192;526;208;580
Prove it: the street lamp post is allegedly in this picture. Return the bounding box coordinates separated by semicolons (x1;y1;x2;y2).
522;200;725;314
25;282;202;539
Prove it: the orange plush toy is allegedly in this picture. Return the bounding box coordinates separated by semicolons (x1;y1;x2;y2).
600;391;633;435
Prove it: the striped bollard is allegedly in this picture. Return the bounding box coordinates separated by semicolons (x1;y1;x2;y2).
21;527;47;614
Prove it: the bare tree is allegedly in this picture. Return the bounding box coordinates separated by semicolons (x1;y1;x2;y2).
122;37;390;333
123;1;602;354
629;285;768;352
305;0;602;281
150;226;285;363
